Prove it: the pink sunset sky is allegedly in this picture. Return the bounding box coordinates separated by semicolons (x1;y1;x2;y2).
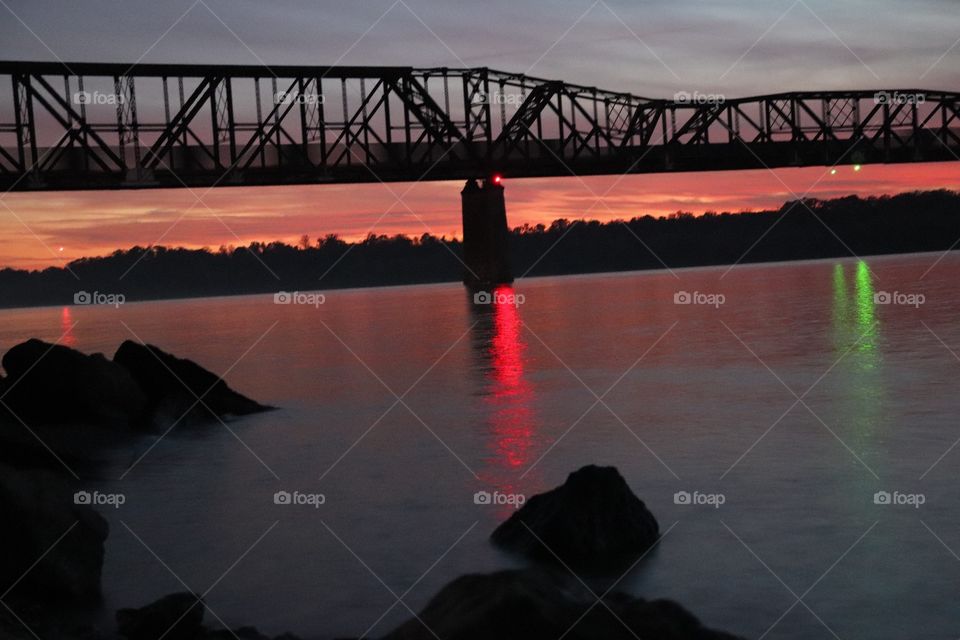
1;162;957;270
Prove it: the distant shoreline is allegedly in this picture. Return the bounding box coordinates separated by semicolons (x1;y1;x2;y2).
2;189;958;311
0;247;953;314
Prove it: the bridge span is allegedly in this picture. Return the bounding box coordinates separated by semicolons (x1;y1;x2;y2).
1;61;957;191
1;61;957;285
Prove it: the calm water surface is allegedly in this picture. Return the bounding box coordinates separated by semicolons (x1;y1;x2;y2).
2;253;959;639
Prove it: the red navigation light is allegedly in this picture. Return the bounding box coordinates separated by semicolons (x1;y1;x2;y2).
492;174;503;185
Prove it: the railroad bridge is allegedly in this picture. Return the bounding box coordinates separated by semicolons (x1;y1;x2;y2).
1;61;957;285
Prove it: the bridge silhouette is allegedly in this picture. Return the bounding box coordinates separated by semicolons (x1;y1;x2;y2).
2;61;958;190
1;61;957;285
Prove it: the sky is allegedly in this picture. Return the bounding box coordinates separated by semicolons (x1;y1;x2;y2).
1;0;958;269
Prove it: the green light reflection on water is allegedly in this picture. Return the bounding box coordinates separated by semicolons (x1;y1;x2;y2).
854;260;878;358
830;260;883;482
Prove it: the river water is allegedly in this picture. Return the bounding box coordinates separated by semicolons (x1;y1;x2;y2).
2;252;959;639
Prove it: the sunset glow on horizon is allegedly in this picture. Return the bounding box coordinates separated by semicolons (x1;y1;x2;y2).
3;0;957;272
2;161;956;271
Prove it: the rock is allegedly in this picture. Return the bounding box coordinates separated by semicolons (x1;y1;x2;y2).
1;339;146;427
382;569;742;640
0;375;10;421
200;628;266;640
114;341;270;423
201;629;302;640
199;627;301;640
115;593;303;640
117;592;205;640
0;602;109;640
0;463;108;601
491;465;659;569
0;602;45;639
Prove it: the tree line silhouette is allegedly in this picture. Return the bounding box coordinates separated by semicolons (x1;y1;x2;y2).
2;189;959;308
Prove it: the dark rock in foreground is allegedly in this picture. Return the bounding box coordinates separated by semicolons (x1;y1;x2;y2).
0;601;107;640
117;592;205;640
201;627;301;640
114;341;270;424
0;463;108;601
2;339;146;428
0;338;270;432
117;592;301;640
382;569;742;640
491;465;659;570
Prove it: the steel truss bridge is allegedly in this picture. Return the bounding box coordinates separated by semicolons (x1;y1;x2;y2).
0;61;958;191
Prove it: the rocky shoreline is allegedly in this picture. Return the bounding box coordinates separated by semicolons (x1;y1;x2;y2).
0;340;743;640
1;338;270;431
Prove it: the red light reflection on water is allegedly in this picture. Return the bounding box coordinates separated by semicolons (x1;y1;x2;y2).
60;306;77;347
472;285;545;518
487;286;534;470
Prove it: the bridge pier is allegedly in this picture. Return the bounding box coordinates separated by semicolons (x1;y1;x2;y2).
461;177;513;289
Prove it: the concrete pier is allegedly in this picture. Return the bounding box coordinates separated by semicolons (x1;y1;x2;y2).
461;177;513;288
